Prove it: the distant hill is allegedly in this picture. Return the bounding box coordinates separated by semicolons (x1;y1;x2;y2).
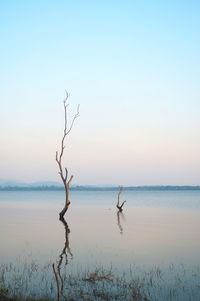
0;179;63;188
0;182;200;191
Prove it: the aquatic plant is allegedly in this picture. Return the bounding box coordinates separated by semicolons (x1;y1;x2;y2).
1;261;200;300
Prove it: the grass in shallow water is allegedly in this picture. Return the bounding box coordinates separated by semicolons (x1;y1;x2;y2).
0;261;200;301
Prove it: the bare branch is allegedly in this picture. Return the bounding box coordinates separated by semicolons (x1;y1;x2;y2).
65;90;70;100
64;168;68;182
66;104;80;135
67;175;74;186
120;200;126;209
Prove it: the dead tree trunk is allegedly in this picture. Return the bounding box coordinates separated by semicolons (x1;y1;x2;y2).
116;187;126;212
56;91;79;219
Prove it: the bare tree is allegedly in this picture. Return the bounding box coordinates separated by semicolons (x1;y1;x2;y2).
56;91;80;219
116;187;126;212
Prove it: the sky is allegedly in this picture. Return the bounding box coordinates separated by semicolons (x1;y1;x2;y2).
0;0;200;185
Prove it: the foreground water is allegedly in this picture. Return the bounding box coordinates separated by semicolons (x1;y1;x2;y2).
0;190;200;300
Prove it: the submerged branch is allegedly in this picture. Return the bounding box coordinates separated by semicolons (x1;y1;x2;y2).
116;187;126;212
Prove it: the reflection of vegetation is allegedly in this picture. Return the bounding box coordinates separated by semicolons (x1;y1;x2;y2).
1;263;200;300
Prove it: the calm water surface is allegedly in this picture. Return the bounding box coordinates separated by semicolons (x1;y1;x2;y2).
0;190;200;271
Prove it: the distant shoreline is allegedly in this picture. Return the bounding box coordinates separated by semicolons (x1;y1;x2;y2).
0;185;200;191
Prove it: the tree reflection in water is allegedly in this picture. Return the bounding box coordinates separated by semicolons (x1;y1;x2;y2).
117;211;126;235
58;217;73;268
53;216;73;301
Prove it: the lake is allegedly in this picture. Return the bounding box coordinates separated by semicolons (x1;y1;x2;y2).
0;189;200;300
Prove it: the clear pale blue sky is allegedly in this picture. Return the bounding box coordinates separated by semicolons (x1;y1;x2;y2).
0;0;200;185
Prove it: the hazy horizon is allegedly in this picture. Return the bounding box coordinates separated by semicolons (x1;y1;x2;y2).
1;1;200;186
1;178;200;188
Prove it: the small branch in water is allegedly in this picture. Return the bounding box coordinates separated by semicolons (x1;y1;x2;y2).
116;187;126;212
